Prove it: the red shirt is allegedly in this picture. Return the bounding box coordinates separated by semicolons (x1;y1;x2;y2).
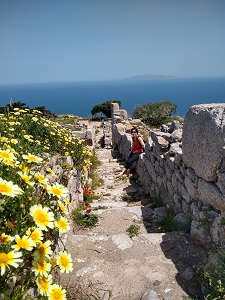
132;138;144;153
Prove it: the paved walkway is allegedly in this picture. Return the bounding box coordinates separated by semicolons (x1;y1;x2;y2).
62;127;206;300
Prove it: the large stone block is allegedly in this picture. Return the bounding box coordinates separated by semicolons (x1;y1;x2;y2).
183;104;225;182
198;178;225;211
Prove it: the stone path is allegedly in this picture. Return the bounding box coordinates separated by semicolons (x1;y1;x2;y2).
61;126;207;300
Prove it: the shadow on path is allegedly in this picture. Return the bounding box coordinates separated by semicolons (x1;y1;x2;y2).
121;173;207;299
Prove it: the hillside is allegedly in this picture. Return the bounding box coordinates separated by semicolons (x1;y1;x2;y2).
124;74;179;80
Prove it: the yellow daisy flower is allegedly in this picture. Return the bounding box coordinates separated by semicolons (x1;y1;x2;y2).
1;137;9;143
30;204;55;231
47;183;68;199
0;148;16;162
34;173;48;185
56;251;73;274
32;117;39;122
24;135;33;140
0;250;23;276
0;233;13;244
10;139;18;144
26;227;43;244
22;153;43;164
32;256;51;277
36;274;53;295
55;217;70;233
63;198;71;206
48;284;67;300
11;235;35;251
34;240;53;258
35;140;41;145
58;201;68;214
19;164;30;173
46;168;55;176
87;151;93;156
0;177;23;197
18;171;35;186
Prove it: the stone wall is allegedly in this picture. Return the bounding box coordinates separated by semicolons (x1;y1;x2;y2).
111;102;225;249
65;121;96;146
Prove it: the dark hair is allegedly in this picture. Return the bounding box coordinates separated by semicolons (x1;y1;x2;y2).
131;127;138;134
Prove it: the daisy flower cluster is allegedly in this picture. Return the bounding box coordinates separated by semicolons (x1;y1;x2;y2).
0;108;92;299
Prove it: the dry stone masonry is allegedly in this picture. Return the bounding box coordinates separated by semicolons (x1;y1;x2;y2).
111;102;225;249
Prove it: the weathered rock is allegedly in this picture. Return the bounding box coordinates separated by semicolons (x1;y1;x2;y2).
183;104;225;182
198;178;225;211
168;120;180;133
141;290;160;300
151;132;170;149
171;128;183;142
168;142;182;155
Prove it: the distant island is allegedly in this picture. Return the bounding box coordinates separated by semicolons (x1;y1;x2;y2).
124;74;179;80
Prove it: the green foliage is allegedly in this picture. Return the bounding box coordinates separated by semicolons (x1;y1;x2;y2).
149;196;164;209
0;107;93;298
72;203;99;228
158;208;180;232
0;101;56;118
91;100;121;118
126;224;140;238
132;100;177;127
93;205;107;210
201;251;225;299
87;150;104;189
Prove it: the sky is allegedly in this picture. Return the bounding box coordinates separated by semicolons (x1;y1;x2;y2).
0;0;225;84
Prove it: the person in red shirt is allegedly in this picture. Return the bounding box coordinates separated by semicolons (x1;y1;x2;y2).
119;127;145;177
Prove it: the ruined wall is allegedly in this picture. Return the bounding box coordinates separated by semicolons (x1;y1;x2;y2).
111;102;225;249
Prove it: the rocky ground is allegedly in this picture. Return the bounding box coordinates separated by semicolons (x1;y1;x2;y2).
61;124;208;300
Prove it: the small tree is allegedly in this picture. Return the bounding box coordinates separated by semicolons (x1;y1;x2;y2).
91;100;121;118
132;100;177;127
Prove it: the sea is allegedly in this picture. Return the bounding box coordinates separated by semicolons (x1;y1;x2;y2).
0;77;225;118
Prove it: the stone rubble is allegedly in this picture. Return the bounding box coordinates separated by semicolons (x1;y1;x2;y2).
111;102;225;250
61;122;207;300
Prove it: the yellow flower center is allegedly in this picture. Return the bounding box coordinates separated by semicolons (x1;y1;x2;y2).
0;153;11;159
41;281;48;289
59;220;66;228
51;188;62;196
0;252;8;264
0;183;12;194
35;211;47;223
52;290;61;300
0;236;10;244
18;239;29;249
60;256;68;268
38;245;45;256
37;259;45;271
31;232;38;241
28;157;38;162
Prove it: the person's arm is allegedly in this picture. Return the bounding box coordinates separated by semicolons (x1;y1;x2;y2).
138;136;145;150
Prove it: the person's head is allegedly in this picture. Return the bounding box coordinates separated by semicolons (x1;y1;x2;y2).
131;127;138;135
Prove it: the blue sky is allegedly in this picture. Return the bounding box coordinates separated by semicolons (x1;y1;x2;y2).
1;0;225;84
